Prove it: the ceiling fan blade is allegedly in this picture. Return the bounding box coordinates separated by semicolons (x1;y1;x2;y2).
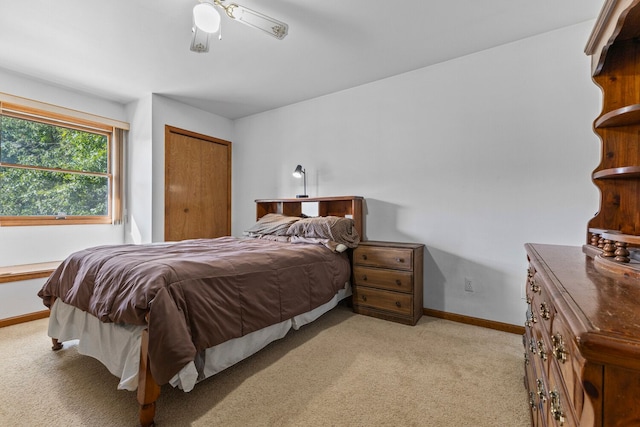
223;2;288;39
228;4;288;39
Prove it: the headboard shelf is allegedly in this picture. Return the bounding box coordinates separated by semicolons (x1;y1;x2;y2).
255;196;364;239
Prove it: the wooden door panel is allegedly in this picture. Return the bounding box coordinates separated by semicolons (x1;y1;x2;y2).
165;127;231;241
200;137;229;238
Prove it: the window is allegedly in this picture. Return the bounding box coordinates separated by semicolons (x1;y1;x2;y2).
0;95;128;226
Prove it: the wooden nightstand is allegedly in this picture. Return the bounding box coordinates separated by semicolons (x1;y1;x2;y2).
351;241;424;325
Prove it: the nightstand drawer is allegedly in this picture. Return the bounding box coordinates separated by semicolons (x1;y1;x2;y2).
353;246;413;271
352;265;413;293
353;287;413;316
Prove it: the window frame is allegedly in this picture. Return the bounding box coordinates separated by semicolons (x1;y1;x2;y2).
0;94;128;227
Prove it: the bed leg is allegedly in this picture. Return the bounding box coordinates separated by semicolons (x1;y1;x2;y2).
138;329;161;427
51;338;63;351
139;402;156;427
48;297;63;351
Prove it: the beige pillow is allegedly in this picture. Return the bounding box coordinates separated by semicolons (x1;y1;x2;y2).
244;213;300;236
286;216;360;248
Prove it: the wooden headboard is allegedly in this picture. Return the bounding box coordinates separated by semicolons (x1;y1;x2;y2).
255;196;364;239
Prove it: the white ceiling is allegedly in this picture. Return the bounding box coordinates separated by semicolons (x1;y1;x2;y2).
0;0;604;119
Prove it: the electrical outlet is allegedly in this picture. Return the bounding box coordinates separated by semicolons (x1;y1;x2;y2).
464;278;473;292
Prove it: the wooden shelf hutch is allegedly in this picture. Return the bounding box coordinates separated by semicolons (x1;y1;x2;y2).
523;1;640;426
585;0;640;275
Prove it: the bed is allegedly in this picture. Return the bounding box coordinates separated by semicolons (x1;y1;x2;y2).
38;196;364;426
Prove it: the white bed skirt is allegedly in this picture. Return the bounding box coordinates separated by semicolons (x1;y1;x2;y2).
48;282;351;392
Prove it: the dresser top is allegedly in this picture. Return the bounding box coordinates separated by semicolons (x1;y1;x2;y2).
526;243;640;366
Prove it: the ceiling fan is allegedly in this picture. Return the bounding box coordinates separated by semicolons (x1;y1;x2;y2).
191;0;289;53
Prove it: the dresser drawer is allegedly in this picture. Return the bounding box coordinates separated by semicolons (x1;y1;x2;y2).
352;265;413;293
550;313;596;424
353;246;413;271
546;358;578;427
353;287;413;316
535;282;555;337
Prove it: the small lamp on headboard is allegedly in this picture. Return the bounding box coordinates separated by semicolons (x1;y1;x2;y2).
292;165;309;198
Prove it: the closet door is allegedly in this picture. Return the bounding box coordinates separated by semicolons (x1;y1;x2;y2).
165;126;231;241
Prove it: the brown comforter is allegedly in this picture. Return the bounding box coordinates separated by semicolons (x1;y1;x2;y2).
38;237;351;384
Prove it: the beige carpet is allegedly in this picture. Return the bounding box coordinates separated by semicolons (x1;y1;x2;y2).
0;305;530;426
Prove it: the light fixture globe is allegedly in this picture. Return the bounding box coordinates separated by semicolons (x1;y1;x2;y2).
193;2;221;33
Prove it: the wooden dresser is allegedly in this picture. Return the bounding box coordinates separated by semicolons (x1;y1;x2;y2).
523;2;640;425
351;241;424;325
524;244;640;426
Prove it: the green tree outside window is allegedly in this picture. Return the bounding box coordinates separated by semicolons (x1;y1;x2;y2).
0;115;109;217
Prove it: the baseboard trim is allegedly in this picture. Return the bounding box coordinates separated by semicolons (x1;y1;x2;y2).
423;308;524;335
0;307;525;335
0;310;50;328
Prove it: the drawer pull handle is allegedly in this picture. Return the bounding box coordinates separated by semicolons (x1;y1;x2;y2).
361;254;368;260
361;295;367;302
395;301;401;307
530;280;540;294
540;302;550;320
395;279;402;286
549;391;566;423
525;313;537;327
552;333;568;363
396;258;404;263
362;275;368;281
528;391;536;410
537;340;547;362
536;378;547;403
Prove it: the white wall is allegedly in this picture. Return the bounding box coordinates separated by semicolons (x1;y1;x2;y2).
232;22;602;326
0;69;128;319
125;95;154;244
